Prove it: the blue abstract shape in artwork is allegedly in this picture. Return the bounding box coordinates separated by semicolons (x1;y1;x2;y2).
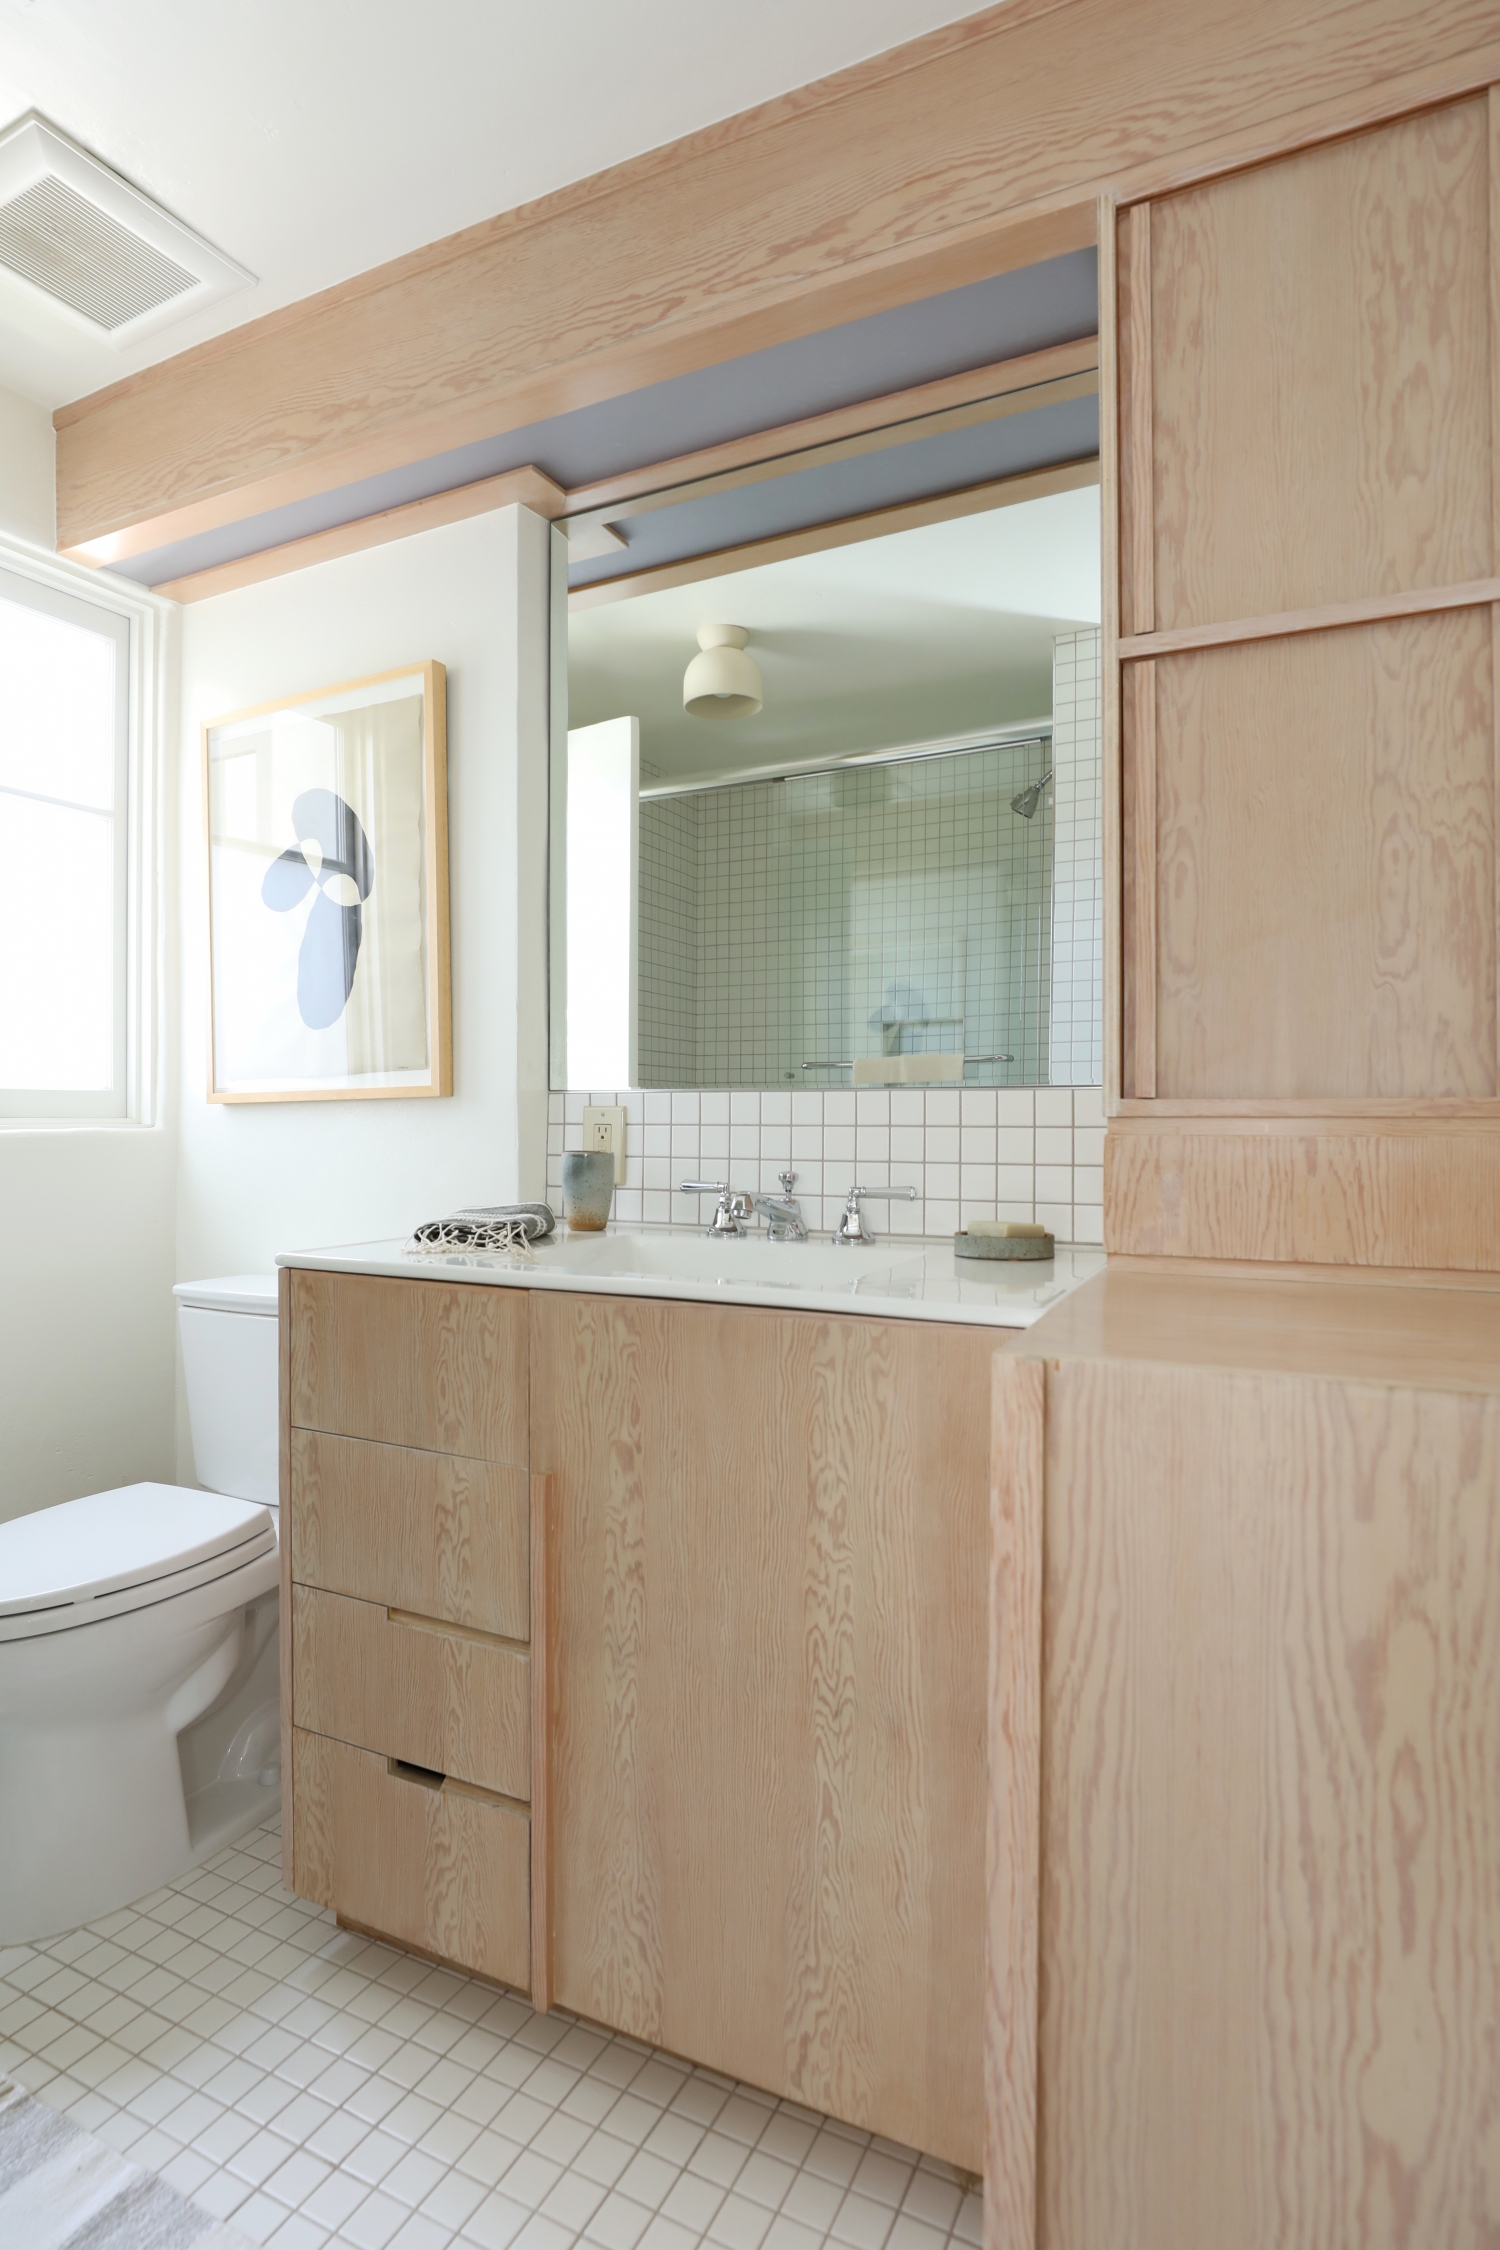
261;788;375;1030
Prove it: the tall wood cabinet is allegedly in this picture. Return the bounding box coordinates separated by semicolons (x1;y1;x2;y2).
1106;89;1500;1266
988;1266;1500;2250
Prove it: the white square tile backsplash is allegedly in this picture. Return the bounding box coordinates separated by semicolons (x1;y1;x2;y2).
548;1085;1105;1245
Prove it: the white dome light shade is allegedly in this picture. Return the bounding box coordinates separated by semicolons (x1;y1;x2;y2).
683;623;763;720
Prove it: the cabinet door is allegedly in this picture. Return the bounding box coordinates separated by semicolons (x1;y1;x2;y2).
1111;91;1500;1264
532;1291;993;2170
991;1344;1500;2250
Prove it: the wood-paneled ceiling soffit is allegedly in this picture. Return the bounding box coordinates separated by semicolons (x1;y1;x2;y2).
53;0;1500;566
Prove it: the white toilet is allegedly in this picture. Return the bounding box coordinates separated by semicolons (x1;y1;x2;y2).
0;1275;282;1941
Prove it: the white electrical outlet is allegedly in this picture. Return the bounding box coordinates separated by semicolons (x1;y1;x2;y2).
582;1103;628;1184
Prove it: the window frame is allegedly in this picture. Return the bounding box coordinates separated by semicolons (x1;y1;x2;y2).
0;538;167;1128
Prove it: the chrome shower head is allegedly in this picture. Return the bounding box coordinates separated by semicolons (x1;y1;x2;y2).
1010;769;1053;820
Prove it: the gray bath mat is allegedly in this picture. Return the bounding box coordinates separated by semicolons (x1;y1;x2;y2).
0;2080;250;2249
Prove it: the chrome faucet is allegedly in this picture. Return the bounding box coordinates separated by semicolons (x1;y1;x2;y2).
680;1173;808;1240
832;1183;918;1246
679;1181;752;1236
749;1171;808;1241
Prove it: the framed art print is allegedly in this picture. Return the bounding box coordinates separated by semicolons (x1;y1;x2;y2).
204;662;451;1102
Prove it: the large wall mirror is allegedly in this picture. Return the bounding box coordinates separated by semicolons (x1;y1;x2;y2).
550;478;1102;1092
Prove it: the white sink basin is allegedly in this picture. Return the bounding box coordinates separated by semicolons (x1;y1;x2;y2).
281;1224;1105;1331
529;1229;882;1292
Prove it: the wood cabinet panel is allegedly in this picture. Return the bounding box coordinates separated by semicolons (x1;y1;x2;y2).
293;1586;530;1801
290;1429;528;1640
1105;1120;1500;1268
1148;99;1493;632
532;1291;991;2171
291;1727;530;1989
288;1270;528;1462
1147;610;1496;1099
1028;1354;1500;2250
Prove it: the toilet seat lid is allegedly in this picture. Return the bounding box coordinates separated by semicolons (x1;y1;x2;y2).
0;1484;276;1625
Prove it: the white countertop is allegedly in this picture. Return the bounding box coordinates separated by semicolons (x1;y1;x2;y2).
276;1224;1104;1330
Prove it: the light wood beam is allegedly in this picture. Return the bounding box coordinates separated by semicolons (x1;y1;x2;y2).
154;345;1095;604
54;0;1500;563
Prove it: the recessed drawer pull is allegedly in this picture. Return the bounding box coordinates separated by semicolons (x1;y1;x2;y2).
386;1604;527;1654
384;1754;525;1815
388;1755;445;1790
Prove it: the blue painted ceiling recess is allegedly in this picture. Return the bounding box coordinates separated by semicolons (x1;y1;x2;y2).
569;393;1100;591
120;246;1098;591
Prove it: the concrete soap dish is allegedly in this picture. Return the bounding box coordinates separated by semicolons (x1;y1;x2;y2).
953;1228;1055;1261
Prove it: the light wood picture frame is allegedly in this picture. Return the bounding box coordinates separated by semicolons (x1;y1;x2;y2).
203;661;451;1103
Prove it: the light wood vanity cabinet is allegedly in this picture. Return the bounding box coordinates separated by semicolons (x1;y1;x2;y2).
281;1268;535;1991
281;1266;993;2168
531;1292;993;2171
988;1269;1500;2250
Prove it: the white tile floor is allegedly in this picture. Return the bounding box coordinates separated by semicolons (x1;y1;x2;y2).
0;1816;982;2250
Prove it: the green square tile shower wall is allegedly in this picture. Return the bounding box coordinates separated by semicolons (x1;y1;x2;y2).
638;738;1055;1091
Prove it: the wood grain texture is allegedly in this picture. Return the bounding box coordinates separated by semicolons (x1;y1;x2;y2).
288;1270;529;1463
1098;192;1123;1117
291;1726;530;1989
1117;573;1500;659
55;0;1500;559
1024;1261;1500;1390
292;1585;530;1800
279;1265;294;1894
1152;612;1497;1100
531;1291;993;2169
986;1356;1043;2250
1120;660;1156;1101
290;1429;528;1640
1116;203;1153;643
529;1474;552;2015
1150;98;1494;631
1104;1120;1500;1269
1035;1353;1500;2250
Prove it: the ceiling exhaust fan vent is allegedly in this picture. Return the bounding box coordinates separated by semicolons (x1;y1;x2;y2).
0;175;197;330
0;112;253;346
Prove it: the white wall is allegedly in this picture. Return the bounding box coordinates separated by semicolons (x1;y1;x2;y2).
1;1129;178;1522
0;381;55;548
174;505;550;1472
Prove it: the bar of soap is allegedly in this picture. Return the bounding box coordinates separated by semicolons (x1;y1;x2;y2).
968;1219;1049;1239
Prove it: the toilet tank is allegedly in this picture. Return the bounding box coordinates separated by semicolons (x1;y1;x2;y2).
173;1275;279;1507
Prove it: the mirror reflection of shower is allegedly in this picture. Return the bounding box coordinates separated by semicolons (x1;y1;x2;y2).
1010;769;1054;820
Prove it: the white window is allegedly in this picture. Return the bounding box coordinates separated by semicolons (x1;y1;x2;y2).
0;564;131;1118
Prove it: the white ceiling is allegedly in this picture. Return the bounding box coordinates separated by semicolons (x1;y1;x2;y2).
568;483;1101;779
0;0;983;409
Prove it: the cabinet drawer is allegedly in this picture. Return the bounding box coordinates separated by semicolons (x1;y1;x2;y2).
293;1585;530;1801
292;1728;529;1989
290;1430;528;1640
288;1269;528;1463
